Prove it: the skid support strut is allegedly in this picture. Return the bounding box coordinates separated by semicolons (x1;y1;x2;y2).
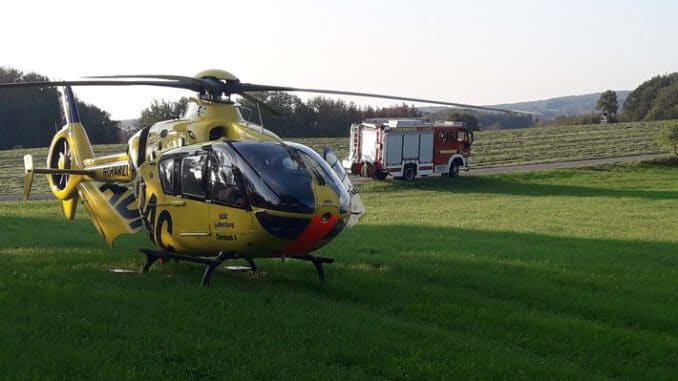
293;254;335;281
138;248;257;286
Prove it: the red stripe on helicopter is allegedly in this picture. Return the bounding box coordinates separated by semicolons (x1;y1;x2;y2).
284;214;339;255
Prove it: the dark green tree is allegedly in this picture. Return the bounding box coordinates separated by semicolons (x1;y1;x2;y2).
595;90;618;120
660;122;678;155
623;73;678;121
446;112;479;131
0;67;122;149
236;91;300;134
77;100;121;144
372;103;422;118
0;68;60;149
645;81;678;121
137;97;189;130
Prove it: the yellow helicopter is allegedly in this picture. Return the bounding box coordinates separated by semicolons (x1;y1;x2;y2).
1;69;522;284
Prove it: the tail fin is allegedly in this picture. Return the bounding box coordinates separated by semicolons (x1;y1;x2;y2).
23;154;34;201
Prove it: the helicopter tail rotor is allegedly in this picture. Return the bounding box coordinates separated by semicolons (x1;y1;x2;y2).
42;88;95;203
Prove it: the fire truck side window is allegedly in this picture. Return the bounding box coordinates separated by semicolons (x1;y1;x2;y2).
447;132;457;142
180;154;207;198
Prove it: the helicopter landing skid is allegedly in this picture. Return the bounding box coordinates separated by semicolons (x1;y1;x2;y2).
138;248;257;286
293;254;335;281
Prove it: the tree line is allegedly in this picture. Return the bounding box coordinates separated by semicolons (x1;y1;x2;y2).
4;66;678;150
137;92;536;136
237;92;425;137
0;67;120;150
135;93;425;137
539;73;678;127
622;73;678;122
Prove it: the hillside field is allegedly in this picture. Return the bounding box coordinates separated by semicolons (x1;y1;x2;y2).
1;161;678;380
1;120;675;195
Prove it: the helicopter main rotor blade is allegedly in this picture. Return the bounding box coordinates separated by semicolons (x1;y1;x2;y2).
85;74;199;81
0;74;540;116
84;74;215;89
235;83;532;115
0;79;205;92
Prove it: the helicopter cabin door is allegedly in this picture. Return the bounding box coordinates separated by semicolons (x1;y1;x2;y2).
206;147;252;250
156;151;212;252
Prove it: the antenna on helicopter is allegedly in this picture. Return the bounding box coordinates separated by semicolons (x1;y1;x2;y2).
256;100;265;136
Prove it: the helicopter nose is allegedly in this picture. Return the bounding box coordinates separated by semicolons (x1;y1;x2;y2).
284;213;340;255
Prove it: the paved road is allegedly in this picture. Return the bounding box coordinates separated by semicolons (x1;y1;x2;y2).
0;153;666;201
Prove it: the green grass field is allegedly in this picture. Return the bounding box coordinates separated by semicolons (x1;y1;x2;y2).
471;120;673;167
1;120;675;195
1;160;678;380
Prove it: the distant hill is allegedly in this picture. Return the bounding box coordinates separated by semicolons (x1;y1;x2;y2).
420;91;630;120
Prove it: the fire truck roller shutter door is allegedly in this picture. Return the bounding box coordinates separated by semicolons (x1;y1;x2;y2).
419;133;433;163
402;134;420;160
386;134;403;165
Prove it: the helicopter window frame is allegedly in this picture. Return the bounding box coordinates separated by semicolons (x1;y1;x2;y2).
206;150;250;210
158;153;187;196
179;152;209;200
158;157;175;195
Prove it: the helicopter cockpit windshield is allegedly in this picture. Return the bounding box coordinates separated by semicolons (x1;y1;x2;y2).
159;142;351;215
217;142;317;214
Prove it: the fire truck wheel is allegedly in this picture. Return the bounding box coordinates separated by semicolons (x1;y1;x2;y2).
351;163;361;175
366;164;375;178
374;171;388;180
403;165;417;181
449;163;460;178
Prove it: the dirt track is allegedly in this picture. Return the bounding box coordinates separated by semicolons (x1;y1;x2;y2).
349;153;664;184
0;153;664;202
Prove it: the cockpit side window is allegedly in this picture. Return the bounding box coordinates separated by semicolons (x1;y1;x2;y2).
287;142;351;214
180;154;207;198
159;157;175;195
209;150;248;209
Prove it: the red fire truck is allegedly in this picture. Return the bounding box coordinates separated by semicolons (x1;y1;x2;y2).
342;119;474;181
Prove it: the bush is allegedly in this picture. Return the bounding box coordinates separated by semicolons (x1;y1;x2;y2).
659;122;678;155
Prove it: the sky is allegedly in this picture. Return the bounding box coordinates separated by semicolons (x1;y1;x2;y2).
2;0;677;120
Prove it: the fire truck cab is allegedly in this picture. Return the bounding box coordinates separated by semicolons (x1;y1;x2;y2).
343;119;473;181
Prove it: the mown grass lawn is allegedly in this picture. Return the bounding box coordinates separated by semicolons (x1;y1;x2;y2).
1;161;678;380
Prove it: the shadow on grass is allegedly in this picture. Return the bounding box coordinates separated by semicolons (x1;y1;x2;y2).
3;215;678;274
0;215;147;252
636;155;678;168
368;174;678;200
4;215;678;296
3;218;678;379
4;214;678;320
